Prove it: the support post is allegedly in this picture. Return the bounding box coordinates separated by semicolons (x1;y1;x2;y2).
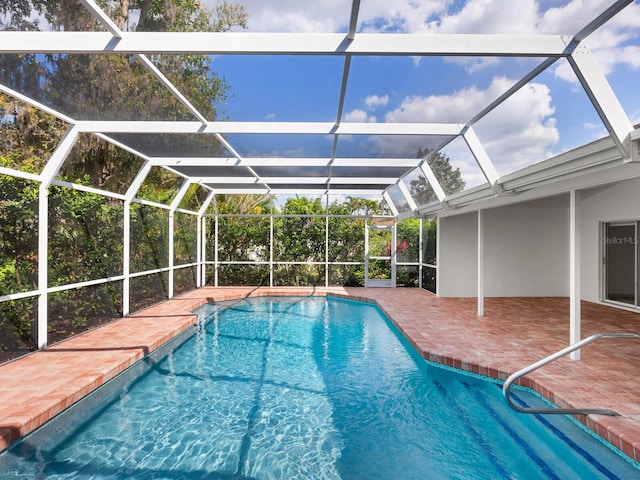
37;126;80;349
37;183;49;349
325;194;329;288
569;190;581;360
435;217;441;295
167;181;192;299
214;215;219;287
418;218;423;289
197;192;215;288
477;209;485;316
122;161;151;316
269;208;274;287
168;210;174;298
122;199;131;316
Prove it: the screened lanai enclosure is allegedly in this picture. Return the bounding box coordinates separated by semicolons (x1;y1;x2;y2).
1;0;639;363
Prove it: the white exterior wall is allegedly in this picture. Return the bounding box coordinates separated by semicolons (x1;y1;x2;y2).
579;176;640;303
438;195;569;297
437;213;478;297
483;195;569;297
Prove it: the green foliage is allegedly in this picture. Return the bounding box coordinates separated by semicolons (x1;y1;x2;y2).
137;166;186;204
366;227;391;258
212;205;272;285
130;203;169;272
274;264;324;287
0;170;38;294
422;219;437;265
47;282;122;344
47;184;124;331
217;216;270;262
275;197;326;262
395;217;421;287
422;219;437;293
217;264;270;287
0;166;39;355
204;195;440;289
411;151;466;205
0;0;248;191
0;297;36;361
396;218;420;263
60;134;146;194
0;0;48;30
174;211;197;265
343;196;383;216
0;0;251;361
0;94;68;173
280;196;325;215
173;266;197;295
208;195;391;287
49;183;124;284
327;215;365;263
178;183;209;211
130;272;168;312
397;266;419;287
215;194;272;214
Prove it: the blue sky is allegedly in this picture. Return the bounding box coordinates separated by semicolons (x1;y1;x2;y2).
206;0;640;189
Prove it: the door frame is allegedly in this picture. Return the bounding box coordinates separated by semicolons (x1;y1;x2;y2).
364;223;396;287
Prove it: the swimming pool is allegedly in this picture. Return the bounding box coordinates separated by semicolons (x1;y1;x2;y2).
1;296;638;479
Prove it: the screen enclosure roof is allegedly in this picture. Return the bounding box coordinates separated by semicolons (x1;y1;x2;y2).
1;0;638;217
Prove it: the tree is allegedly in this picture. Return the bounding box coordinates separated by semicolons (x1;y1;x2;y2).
215;193;272;215
410;150;465;205
0;0;249;360
396;218;420;287
210;194;272;286
1;1;248;187
275;196;326;264
344;196;383;216
0;0;48;30
0;94;68;173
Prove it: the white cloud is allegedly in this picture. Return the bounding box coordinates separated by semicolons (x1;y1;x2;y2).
217;0;349;32
365;94;389;109
357;0;445;33
554;39;640;83
224;0;446;33
210;0;635;168
474;82;559;173
539;0;619;35
425;0;539;34
584;43;640;78
541;1;640;82
225;0;638;78
385;77;518;123
343;109;377;123
381;77;558;173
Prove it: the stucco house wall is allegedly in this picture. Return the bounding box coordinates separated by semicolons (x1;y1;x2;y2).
437;195;569;297
579;176;640;303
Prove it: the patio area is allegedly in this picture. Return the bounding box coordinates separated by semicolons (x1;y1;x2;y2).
1;287;639;462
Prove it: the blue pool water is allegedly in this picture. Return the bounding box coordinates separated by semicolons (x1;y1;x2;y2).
1;296;639;479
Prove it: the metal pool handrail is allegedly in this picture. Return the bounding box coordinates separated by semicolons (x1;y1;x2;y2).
503;332;640;416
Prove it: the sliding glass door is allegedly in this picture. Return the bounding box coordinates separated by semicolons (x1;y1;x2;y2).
603;222;638;307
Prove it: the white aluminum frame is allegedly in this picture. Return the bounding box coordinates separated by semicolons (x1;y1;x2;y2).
0;0;634;215
0;0;638;357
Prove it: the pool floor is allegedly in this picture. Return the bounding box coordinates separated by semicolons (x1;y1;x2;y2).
0;287;639;464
